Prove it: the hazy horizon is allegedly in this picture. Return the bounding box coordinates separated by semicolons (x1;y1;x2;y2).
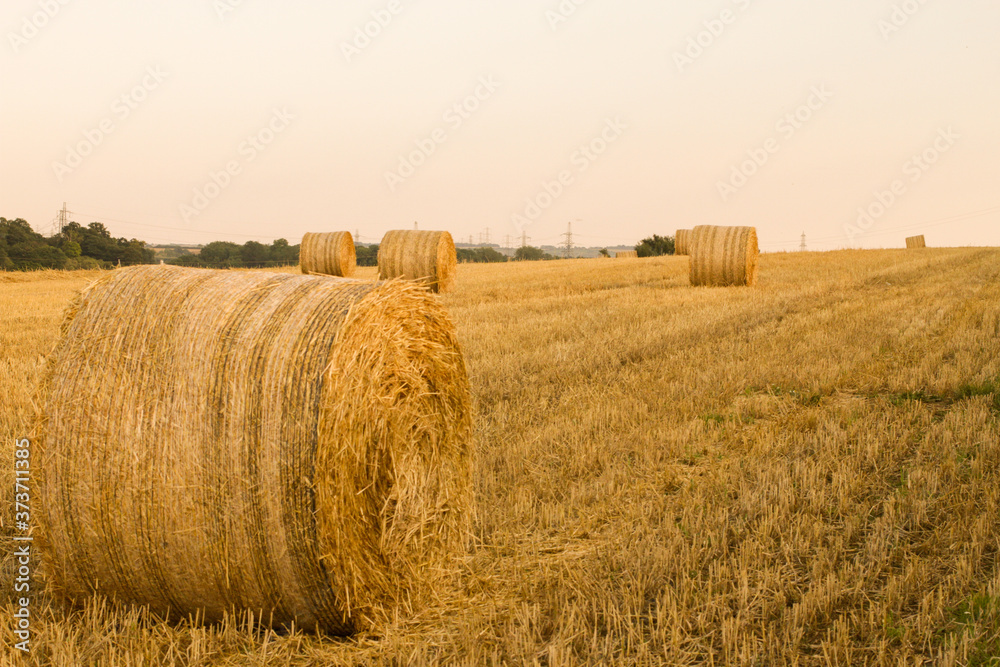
2;0;998;251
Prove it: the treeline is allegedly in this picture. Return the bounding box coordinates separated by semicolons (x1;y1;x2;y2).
169;240;299;268
635;234;674;257
1;216;679;271
458;247;508;263
0;218;155;270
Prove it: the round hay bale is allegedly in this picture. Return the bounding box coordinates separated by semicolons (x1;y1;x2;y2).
675;229;692;256
38;265;473;635
377;230;456;293
615;250;638;259
300;231;356;277
689;225;759;287
905;235;927;249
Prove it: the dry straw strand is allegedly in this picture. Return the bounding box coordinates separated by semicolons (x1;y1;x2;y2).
615;250;638;259
300;231;357;277
675;229;692;256
38;265;473;635
689;225;759;287
906;235;927;249
378;230;457;293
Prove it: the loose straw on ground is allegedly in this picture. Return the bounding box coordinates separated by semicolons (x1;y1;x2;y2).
300;231;356;277
689;225;759;287
38;265;473;635
378;230;457;293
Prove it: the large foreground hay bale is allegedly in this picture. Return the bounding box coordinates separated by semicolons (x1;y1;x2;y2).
39;265;472;635
300;231;356;277
905;235;927;249
378;230;456;293
615;250;638;259
675;229;692;256
689;225;759;287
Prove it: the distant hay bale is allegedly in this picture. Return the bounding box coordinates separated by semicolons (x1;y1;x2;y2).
905;235;927;249
689;225;759;287
39;265;472;635
675;229;692;256
378;230;456;293
300;231;356;277
615;250;638;259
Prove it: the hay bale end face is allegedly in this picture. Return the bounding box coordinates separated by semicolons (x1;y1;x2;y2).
675;229;692;256
905;235;927;249
378;230;456;293
39;265;473;634
689;225;759;287
300;231;356;277
615;250;639;259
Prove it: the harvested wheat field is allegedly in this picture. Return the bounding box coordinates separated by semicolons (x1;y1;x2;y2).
3;249;1000;665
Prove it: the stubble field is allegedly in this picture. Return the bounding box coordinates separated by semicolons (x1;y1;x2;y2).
2;248;1000;665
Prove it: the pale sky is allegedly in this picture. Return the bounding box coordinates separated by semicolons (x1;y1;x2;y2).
1;0;998;251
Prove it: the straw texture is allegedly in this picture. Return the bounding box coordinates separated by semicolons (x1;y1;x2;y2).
377;230;456;293
615;250;638;259
675;229;692;256
300;231;356;277
38;265;473;635
689;225;759;287
905;235;927;249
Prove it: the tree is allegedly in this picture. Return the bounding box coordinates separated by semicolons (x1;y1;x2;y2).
514;245;555;261
1;218;68;269
270;239;298;265
119;239;154;265
240;241;271;266
7;241;68;269
355;244;378;267
60;221;155;265
598;248;610;257
636;234;674;257
457;247;508;263
199;241;243;266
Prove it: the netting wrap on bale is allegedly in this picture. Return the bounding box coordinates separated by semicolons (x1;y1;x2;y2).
38;265;473;635
689;225;759;287
675;229;692;256
906;235;927;249
378;230;456;293
615;250;638;259
300;231;356;277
